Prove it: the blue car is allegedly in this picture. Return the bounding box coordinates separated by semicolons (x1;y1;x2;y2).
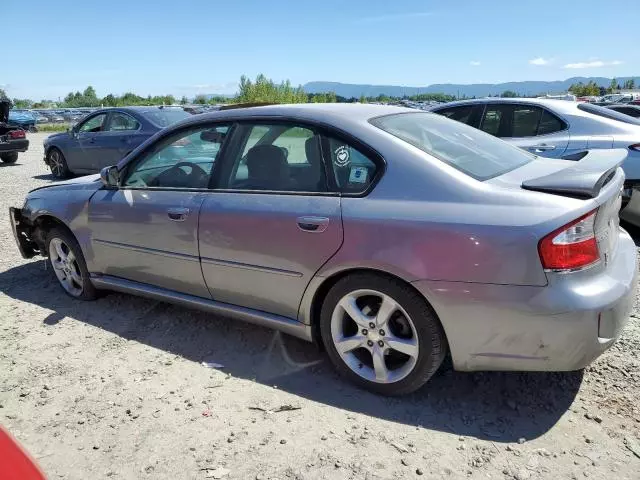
8;109;37;131
43;106;190;178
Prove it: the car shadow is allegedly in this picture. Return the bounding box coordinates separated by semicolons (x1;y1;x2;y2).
32;173;62;181
0;260;585;443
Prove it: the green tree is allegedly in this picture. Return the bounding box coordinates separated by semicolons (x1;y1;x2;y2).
193;95;207;104
500;90;518;98
180;96;188;105
623;79;636;90
236;74;308;104
608;78;618;94
12;98;32;108
569;82;599;97
103;94;117;107
359;95;367;103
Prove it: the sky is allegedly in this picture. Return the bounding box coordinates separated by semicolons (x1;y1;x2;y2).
3;0;639;100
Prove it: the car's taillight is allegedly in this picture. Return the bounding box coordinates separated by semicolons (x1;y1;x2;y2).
630;144;640;152
8;130;26;139
538;210;600;271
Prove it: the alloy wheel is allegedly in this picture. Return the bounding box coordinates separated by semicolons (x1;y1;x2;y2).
49;151;63;177
330;289;419;384
49;238;83;297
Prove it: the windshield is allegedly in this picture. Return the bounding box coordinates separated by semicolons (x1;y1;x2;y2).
143;109;190;128
578;103;640;126
371;112;534;181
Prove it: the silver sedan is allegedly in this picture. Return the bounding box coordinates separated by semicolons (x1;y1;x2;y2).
10;104;638;395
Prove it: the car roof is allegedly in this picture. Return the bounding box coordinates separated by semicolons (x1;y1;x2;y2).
176;103;415;127
87;106;186;115
432;97;582;114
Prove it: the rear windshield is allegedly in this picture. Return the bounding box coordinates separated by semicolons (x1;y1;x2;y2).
578;103;640;126
370;112;534;181
143;109;190;128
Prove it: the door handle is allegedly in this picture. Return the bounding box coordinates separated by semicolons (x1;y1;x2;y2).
531;144;556;152
297;216;329;233
167;207;190;221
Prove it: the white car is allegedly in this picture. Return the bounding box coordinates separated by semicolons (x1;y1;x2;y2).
431;98;640;224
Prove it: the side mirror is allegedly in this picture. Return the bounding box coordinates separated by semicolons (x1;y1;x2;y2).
100;165;120;188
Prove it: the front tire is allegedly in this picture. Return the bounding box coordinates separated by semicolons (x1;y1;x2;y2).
46;227;97;300
47;148;70;179
320;273;446;395
0;152;18;163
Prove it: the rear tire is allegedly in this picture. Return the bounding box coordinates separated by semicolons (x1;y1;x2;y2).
45;227;98;301
47;148;70;179
320;273;446;396
0;152;18;163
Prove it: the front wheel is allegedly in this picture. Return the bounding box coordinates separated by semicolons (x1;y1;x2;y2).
46;227;98;300
0;152;18;163
320;273;446;395
47;148;70;179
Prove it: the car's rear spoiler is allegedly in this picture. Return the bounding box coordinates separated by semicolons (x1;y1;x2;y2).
521;149;627;199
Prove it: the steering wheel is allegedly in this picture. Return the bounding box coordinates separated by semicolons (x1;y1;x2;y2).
150;161;209;188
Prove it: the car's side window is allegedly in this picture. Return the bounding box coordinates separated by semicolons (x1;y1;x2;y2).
437;106;475;125
225;123;326;192
107;112;140;132
480;106;504;136
510;106;542;137
123;124;230;189
537;109;567;135
324;136;379;194
272;127;314;164
79;114;107;133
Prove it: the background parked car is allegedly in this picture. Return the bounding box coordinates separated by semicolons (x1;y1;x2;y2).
607;104;640;119
430;98;640;178
0;99;30;163
8;109;37;131
33;112;49;124
431;98;640;225
43;106;191;178
593;93;640;106
43;112;65;123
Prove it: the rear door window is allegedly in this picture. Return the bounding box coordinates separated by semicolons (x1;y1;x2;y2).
480;106;505;136
223;123;327;192
511;106;542;137
537;110;567;135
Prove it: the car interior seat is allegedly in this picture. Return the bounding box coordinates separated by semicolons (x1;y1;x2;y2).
246;145;292;190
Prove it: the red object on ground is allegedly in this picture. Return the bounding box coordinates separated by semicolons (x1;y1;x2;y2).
0;427;47;480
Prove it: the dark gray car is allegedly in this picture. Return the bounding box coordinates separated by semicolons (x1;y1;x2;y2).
43;106;190;178
10;104;638;395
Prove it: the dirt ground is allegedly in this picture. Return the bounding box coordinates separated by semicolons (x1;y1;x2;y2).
1;133;640;480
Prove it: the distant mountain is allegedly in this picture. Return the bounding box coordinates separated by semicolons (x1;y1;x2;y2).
303;76;640;98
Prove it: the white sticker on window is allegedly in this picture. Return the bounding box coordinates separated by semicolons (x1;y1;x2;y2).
348;166;368;184
334;145;350;166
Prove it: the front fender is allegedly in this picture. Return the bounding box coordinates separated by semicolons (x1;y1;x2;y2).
22;183;101;270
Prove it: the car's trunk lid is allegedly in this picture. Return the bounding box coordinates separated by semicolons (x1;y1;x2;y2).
488;149;626;268
521;149;626;199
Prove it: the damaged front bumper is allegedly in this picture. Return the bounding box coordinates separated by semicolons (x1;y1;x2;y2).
9;207;38;259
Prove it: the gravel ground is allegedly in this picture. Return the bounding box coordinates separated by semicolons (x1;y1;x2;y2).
1;133;640;480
